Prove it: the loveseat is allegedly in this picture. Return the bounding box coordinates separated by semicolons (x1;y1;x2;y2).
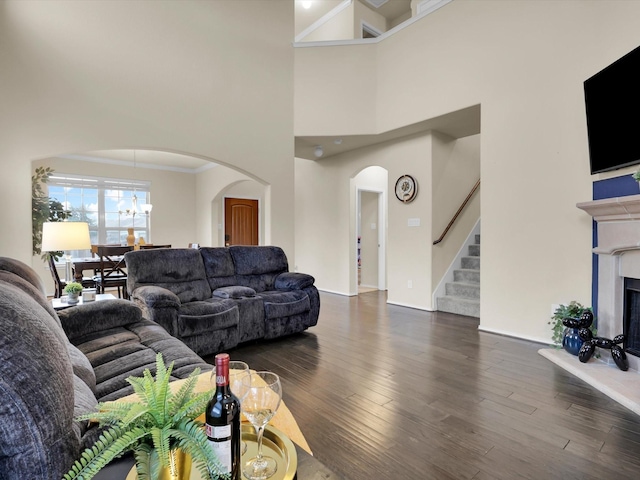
0;256;212;479
125;245;320;357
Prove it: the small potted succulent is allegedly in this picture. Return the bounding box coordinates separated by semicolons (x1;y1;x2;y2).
63;282;83;304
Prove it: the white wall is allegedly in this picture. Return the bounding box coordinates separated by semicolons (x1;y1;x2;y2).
302;1;354;42
0;0;295;265
294;0;640;343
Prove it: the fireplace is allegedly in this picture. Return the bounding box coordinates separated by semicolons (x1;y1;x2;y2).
576;194;640;373
624;277;640;358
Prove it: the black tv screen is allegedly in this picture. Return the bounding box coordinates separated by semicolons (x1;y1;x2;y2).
584;45;640;174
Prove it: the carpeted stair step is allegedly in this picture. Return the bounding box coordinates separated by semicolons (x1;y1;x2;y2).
445;281;480;299
461;256;480;270
454;268;480;284
438;295;480;318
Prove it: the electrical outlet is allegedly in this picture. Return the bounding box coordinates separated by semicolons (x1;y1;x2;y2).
408;280;413;288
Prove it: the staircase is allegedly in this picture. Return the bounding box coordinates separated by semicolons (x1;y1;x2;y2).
437;234;480;318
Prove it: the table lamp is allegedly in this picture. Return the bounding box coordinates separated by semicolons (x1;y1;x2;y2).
41;222;91;284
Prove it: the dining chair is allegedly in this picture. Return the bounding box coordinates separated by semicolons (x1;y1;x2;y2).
47;256;96;298
47;255;67;298
93;245;133;299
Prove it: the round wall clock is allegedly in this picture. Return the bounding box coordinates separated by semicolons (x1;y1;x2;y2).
395;174;418;203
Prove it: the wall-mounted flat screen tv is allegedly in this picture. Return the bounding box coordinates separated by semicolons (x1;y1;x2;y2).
584;44;640;174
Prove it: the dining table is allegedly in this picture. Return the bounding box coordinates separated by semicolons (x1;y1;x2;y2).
72;257;105;282
72;245;133;282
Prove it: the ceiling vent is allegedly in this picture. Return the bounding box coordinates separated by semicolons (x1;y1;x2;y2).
365;0;389;8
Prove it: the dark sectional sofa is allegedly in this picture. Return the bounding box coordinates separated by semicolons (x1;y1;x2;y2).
0;256;213;479
125;245;320;357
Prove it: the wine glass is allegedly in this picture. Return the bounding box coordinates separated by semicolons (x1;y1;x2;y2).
241;371;282;480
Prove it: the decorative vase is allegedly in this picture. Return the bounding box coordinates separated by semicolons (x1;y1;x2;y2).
158;449;192;480
126;228;135;246
67;292;80;305
562;327;583;356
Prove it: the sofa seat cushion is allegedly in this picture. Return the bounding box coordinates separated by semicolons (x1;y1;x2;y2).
72;319;212;402
260;290;311;320
213;286;257;299
178;299;238;337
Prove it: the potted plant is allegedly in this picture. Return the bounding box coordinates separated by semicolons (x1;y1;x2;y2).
63;353;226;480
549;301;597;354
63;282;84;304
632;169;640;184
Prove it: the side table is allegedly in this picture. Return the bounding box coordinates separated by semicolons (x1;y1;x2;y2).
51;293;117;311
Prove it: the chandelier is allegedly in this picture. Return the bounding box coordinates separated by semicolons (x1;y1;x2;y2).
119;150;153;223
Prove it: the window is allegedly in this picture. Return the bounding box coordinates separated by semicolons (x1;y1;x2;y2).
47;173;151;256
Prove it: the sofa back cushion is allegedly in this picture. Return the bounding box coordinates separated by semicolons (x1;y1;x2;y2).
0;267;79;479
125;248;212;303
200;247;238;290
228;246;288;292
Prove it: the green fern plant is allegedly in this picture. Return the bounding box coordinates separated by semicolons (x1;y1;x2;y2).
63;353;228;480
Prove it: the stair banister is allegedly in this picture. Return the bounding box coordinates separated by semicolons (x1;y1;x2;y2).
433;179;480;245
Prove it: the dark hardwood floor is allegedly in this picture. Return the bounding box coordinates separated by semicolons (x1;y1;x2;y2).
207;291;640;480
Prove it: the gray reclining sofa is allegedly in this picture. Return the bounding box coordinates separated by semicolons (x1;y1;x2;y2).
125;245;320;357
0;256;212;479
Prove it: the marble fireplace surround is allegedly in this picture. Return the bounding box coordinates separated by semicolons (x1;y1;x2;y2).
539;194;640;416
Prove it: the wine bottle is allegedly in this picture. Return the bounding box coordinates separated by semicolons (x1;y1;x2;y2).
206;353;242;479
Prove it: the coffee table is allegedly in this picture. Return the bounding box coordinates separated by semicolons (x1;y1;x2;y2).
51;293;117;311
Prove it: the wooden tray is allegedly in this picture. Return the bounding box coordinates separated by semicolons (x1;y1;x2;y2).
126;423;297;479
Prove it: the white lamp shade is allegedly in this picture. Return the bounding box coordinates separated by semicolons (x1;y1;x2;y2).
41;222;91;251
140;203;153;214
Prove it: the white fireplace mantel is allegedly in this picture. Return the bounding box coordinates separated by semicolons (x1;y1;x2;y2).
577;193;640;222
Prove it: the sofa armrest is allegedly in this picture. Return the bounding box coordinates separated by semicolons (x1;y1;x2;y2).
275;272;315;291
57;299;143;342
130;285;181;337
131;285;181;309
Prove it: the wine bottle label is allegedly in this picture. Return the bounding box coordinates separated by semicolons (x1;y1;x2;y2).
208;437;232;473
206;424;233;474
206;424;231;438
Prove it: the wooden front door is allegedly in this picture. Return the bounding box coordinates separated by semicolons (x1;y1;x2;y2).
224;198;259;246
